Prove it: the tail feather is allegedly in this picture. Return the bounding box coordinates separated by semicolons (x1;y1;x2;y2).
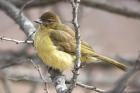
92;53;127;71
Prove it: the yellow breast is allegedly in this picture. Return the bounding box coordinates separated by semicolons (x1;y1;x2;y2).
34;30;74;71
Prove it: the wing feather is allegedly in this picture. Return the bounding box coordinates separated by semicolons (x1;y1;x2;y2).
49;29;95;55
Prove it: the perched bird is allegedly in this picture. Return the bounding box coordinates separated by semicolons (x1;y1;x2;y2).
34;11;127;71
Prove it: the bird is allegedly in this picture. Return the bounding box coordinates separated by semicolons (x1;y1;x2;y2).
34;11;127;71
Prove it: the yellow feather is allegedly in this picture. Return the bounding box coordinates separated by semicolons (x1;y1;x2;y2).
34;12;127;71
34;27;74;70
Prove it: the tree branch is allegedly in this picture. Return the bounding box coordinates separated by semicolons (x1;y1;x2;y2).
0;0;68;93
0;0;36;37
9;0;61;8
30;59;48;93
1;0;140;93
81;0;140;19
76;82;105;93
0;36;33;44
69;0;81;92
1;50;139;93
19;0;35;15
8;0;140;19
49;69;68;93
108;53;140;93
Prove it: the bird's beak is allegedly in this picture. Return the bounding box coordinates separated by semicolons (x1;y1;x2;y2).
34;19;42;24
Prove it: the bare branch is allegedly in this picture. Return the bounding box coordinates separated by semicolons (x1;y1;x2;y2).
7;0;140;19
108;68;135;93
10;0;61;9
19;0;35;15
0;36;33;44
0;0;36;37
30;59;48;93
49;69;68;93
1;0;140;93
81;0;140;19
69;0;81;92
108;53;140;93
0;1;68;93
76;82;105;93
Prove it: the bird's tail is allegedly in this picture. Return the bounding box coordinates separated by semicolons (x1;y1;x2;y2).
92;53;127;71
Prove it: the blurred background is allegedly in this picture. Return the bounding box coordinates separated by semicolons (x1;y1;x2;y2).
0;0;140;93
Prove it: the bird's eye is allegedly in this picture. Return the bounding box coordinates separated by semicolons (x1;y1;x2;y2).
46;19;55;23
47;19;52;23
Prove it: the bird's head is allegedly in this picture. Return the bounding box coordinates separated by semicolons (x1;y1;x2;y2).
34;11;62;26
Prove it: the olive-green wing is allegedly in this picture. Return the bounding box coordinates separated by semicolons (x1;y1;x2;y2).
49;30;95;55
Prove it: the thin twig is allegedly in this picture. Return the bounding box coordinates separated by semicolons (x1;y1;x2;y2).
76;82;105;93
25;31;36;43
19;0;35;15
66;80;105;93
30;59;48;93
69;0;81;92
108;53;140;93
0;36;33;44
